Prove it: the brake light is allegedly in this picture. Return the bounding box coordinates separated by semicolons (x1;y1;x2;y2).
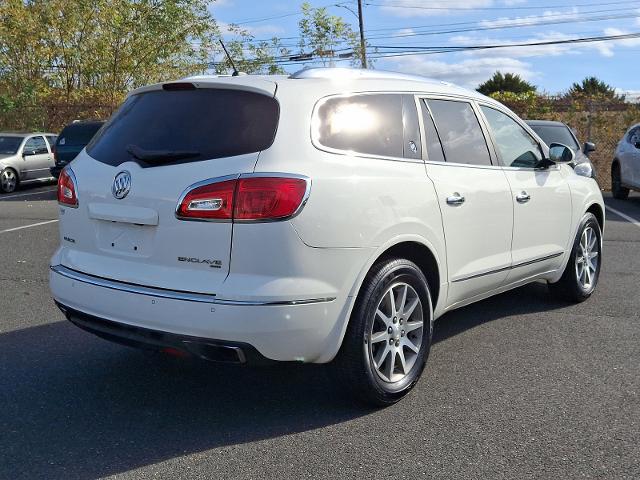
57;168;78;207
235;177;307;220
176;176;308;221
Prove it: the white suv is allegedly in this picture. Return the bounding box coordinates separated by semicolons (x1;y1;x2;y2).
612;123;640;199
50;68;604;405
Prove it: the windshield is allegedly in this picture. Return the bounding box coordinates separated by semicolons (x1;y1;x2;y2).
87;88;279;168
529;125;580;152
0;136;23;155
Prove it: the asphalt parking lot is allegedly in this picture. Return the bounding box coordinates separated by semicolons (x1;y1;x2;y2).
1;182;638;480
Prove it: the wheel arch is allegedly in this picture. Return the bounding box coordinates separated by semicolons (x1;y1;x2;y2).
318;237;446;364
586;202;604;232
374;241;441;313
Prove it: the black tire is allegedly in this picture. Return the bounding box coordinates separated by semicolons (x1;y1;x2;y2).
0;167;19;194
611;163;629;200
549;213;602;303
334;257;433;406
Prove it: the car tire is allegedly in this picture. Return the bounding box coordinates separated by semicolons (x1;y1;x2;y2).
0;167;19;194
335;257;433;406
611;163;629;200
549;212;602;303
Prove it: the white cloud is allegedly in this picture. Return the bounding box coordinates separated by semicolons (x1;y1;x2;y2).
603;28;640;48
379;0;495;17
218;21;284;37
388;55;536;89
479;8;579;28
448;28;640;59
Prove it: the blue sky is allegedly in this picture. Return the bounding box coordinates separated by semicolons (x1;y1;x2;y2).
211;1;640;97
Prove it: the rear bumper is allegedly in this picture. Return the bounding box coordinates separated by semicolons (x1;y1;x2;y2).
56;302;272;364
50;265;349;363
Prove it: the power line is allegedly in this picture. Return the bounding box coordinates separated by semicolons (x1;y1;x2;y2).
239;5;639;47
232;1;353;25
207;31;640;67
365;0;637;11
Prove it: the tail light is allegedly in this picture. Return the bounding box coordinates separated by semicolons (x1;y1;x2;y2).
57;168;79;208
176;175;309;222
51;144;57;163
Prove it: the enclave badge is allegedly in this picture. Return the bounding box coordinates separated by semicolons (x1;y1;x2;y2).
112;171;131;199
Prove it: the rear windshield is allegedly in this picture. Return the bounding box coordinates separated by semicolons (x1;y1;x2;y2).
58;124;102;146
529;125;579;152
87;88;280;167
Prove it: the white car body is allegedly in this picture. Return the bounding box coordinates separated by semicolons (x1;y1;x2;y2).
613;123;640;193
49;68;604;366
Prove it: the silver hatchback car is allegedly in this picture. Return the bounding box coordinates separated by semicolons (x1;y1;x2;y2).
0;132;58;193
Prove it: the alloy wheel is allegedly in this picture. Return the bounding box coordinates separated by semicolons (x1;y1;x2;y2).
575;226;599;290
368;282;424;383
1;169;17;193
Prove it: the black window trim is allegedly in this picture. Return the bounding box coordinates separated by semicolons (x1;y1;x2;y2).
311;91;425;164
416;94;498;168
475;101;559;172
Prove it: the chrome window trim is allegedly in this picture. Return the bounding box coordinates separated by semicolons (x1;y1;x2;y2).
51;264;336;306
310;91;425;164
174;172;312;223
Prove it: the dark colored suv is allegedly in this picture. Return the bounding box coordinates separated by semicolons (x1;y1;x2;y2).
50;121;104;178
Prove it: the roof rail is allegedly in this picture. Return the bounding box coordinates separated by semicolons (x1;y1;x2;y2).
289;67;452;85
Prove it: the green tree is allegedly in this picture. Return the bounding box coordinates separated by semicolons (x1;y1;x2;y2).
297;2;360;67
477;72;537;95
215;24;288;75
567;76;622;100
0;0;219;102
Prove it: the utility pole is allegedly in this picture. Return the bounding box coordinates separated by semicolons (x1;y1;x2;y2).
357;0;367;68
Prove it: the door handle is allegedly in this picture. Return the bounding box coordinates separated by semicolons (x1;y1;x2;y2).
516;191;531;203
446;193;465;206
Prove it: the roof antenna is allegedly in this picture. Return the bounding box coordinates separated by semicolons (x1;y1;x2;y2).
219;39;240;77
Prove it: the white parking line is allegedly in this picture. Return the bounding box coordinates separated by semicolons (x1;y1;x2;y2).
0;219;59;234
0;188;57;200
605;205;640;229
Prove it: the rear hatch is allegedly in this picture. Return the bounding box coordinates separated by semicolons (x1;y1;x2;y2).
55;122;104;166
58;79;279;294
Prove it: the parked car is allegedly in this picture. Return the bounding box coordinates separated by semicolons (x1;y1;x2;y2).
49;68;605;405
0;132;57;193
50;120;105;178
611;123;640;199
526;120;596;178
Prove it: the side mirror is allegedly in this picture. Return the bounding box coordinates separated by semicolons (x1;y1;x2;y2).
548;143;575;164
23;149;37;157
583;142;596;154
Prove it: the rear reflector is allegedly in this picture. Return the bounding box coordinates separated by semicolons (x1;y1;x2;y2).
176;176;308;221
57;167;79;208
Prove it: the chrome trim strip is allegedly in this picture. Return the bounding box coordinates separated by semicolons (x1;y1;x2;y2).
50;265;336;306
451;251;564;283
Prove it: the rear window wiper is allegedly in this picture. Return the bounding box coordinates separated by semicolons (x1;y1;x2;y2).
126;144;200;163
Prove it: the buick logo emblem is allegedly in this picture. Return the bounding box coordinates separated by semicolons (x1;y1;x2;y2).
112;171;131;199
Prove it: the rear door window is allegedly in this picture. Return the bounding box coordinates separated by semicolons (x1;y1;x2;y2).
426;99;492;166
87;88;280;167
315;93;403;158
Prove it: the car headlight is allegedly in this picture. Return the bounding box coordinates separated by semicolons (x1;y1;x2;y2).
574;162;593;178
